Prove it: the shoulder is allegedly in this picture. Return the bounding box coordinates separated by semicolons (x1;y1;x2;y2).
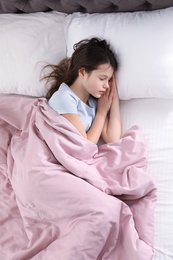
49;83;76;103
48;83;78;114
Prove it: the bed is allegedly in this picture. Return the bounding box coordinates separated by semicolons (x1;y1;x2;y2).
0;1;173;259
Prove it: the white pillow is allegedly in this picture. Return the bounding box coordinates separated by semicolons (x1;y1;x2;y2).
64;8;173;100
0;12;67;97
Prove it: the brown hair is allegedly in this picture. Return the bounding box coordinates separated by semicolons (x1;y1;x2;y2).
43;37;118;99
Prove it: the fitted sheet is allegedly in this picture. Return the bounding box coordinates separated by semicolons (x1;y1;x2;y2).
120;98;173;260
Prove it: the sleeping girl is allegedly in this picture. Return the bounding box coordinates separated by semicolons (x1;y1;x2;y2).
43;37;122;144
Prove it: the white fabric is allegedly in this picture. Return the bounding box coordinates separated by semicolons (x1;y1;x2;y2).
64;7;173;100
0;12;67;97
120;98;173;259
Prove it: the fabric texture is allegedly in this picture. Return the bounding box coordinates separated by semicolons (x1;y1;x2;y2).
0;0;173;13
0;12;66;97
0;95;157;260
120;97;173;260
48;83;97;131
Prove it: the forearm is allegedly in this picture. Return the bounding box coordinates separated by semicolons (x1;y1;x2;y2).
102;98;122;143
87;112;107;144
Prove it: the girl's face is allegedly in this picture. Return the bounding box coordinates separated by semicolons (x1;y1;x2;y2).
82;63;114;98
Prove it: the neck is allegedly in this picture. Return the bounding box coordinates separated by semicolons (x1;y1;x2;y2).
70;80;89;104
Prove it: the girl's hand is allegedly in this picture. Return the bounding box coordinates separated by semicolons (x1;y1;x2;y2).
109;75;119;100
101;75;122;143
97;84;114;116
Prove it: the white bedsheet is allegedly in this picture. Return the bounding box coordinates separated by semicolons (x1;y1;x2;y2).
120;98;173;260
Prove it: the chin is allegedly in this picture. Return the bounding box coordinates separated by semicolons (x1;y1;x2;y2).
95;93;102;98
91;94;99;98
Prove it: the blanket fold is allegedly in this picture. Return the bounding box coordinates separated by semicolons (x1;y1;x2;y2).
0;95;157;260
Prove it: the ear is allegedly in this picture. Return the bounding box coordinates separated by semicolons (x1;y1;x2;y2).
78;68;86;77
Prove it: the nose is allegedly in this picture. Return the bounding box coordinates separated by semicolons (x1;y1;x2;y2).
103;81;109;89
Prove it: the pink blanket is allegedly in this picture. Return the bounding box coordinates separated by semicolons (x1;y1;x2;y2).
0;95;157;260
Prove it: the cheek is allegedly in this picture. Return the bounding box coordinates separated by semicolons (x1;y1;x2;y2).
87;77;101;92
91;81;100;91
96;80;103;89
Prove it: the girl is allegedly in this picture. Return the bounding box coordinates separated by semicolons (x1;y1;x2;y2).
44;37;122;144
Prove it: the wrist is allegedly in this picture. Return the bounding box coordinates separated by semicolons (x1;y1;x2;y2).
96;110;107;118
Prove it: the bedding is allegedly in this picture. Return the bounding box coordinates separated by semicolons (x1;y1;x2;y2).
0;95;157;260
0;0;173;259
0;12;66;97
120;98;173;260
64;7;173;100
1;7;173;99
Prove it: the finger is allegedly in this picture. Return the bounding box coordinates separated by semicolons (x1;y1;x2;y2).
105;88;110;97
108;88;113;100
109;85;114;97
